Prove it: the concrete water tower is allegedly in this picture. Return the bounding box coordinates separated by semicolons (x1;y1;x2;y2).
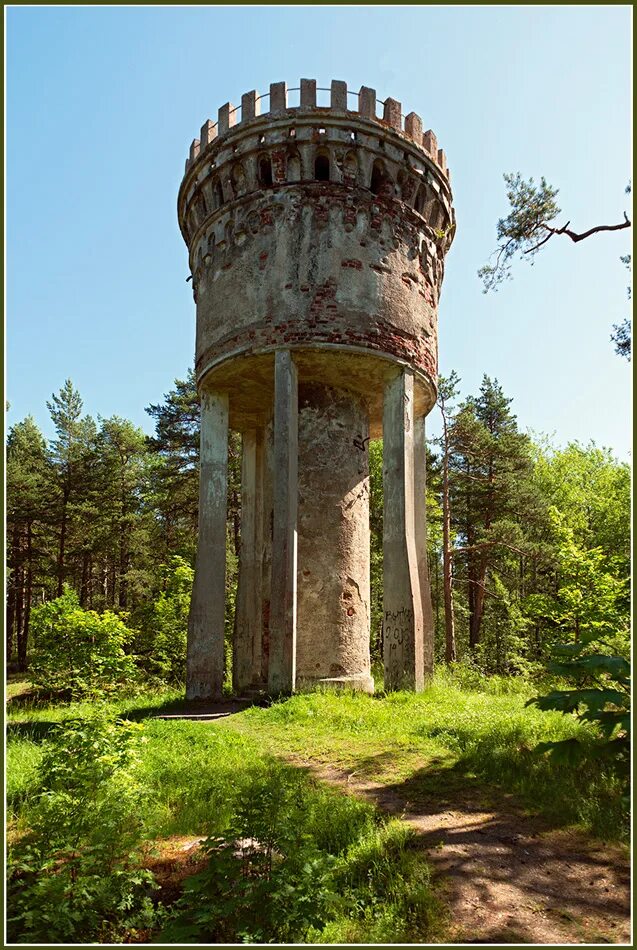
177;79;455;700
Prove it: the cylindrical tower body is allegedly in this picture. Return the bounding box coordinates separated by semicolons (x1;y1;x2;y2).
178;80;455;700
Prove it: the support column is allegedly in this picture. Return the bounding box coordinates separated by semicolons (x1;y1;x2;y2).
187;390;229;700
259;419;274;686
268;350;298;694
233;428;265;694
414;414;434;682
382;369;424;691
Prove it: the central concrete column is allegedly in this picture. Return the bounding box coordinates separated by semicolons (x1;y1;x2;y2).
382;369;425;691
233;428;265;693
187;390;229;700
296;383;373;691
268;350;298;694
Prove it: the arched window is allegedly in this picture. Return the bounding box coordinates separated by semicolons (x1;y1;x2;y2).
258;156;273;187
370;159;390;196
314;152;330;181
213;180;223;210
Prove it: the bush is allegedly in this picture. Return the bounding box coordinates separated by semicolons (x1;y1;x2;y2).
132;556;192;685
7;711;158;943
30;588;137;699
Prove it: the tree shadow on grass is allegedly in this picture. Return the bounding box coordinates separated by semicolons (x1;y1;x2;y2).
6;721;59;743
121;697;256;723
6;688;63;711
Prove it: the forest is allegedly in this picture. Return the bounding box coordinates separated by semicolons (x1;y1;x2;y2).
6;369;631;944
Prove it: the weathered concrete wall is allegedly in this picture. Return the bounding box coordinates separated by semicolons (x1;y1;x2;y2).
192;185;444;385
296;384;372;691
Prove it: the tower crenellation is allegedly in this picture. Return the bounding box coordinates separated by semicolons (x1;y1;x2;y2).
182;80;451;178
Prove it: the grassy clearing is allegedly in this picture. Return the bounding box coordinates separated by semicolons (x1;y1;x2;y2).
6;667;627;941
223;669;628;841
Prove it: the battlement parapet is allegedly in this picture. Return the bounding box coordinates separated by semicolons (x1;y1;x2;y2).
183;80;450;181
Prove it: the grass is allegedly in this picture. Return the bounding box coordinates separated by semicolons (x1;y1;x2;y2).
5;667;628;941
222;668;628;840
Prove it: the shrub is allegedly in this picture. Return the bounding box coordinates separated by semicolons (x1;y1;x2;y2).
161;764;343;943
7;711;158;943
527;640;630;794
30;588;137;699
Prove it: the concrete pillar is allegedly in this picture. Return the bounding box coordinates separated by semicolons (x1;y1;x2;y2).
414;414;434;682
187;390;229;700
296;384;373;692
268;350;298;694
382;369;424;691
233;428;265;693
259;420;274;685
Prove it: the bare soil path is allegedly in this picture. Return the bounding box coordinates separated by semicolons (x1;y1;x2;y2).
286;756;631;945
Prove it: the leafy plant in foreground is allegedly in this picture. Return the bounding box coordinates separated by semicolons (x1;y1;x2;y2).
161;764;343;943
7;711;158;943
527;640;630;795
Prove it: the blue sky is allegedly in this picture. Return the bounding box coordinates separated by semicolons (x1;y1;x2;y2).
6;4;632;458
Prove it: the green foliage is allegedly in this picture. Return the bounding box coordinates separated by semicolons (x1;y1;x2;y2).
532;441;630;575
30;588;137;698
475;574;534;675
611;251;631;358
133;556;193;684
478;173;561;291
161;765;344;943
160;759;439;945
525;507;629;651
527;641;630;797
7;712;158;943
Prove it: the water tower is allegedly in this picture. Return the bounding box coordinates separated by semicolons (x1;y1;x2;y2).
177;80;455;700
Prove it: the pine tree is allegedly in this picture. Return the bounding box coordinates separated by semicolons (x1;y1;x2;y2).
435;372;461;663
6;417;51;668
46;381;97;597
449;376;538;652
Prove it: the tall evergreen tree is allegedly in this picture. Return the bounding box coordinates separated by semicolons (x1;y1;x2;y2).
46;381;97;597
145;370;200;562
449;376;538;651
435;372;461;663
6;417;51;668
95;417;153;609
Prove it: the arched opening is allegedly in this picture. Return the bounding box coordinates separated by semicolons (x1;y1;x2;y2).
370;159;390;196
213;180;223;210
414;185;426;216
258;156;273;187
314;152;330;181
231;163;246;197
287;151;302;183
343;151;358;186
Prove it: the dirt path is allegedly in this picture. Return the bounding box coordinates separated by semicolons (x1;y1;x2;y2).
286;756;631;945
